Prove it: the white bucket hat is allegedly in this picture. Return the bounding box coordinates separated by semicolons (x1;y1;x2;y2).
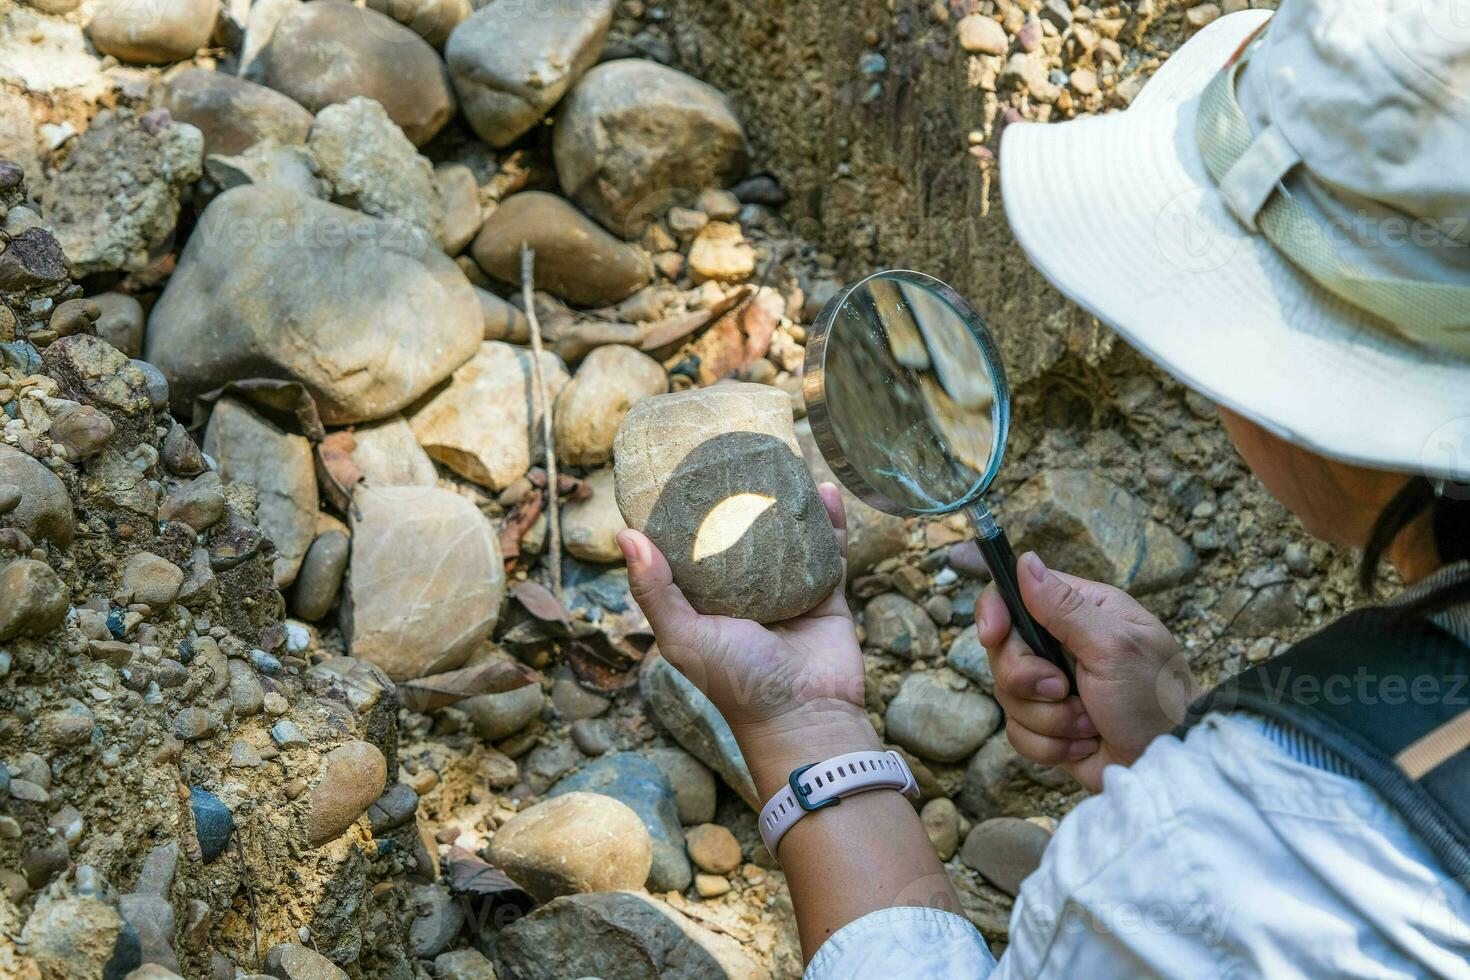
1001;0;1470;481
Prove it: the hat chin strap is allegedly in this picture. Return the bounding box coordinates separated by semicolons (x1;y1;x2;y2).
1195;55;1470;358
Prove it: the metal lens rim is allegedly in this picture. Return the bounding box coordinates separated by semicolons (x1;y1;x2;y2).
802;269;1011;517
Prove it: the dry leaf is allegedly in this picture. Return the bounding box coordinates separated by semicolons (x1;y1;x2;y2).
396;660;540;711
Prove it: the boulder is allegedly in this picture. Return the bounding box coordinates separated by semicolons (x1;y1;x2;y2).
614;383;841;623
555;344;666;467
366;0;470;46
554;60;750;236
0;444;74;546
409;341;568;491
88;0;216;64
308;97;442;242
306;740;387;846
640;654;757;808
960;817;1052;897
344;485;504;680
560;468;626;564
488;792;651;902
145;185;481;425
496;892;766;980
204;397;318;587
794;417;908;575
1008;469;1197;595
259;0;456;146
158;67;315;157
347;417;439;488
883;671;1001;763
472;192;651;307
445;0;614;146
40;109;203;276
549;752;691;893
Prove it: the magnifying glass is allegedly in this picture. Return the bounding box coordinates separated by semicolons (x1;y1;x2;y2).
803;269;1076;693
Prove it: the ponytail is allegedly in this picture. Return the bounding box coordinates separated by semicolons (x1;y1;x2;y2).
1360;476;1470;614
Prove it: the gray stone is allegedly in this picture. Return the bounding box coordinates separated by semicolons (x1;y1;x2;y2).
472;191;651;307
560;468;626;564
435;163;480;256
159;68;315;157
173;707;219;742
433;948;497;980
550;752;691;893
0;445;73;546
367;783;418;834
645;747;717;825
21;897;136;979
960;733;1076;821
120;552;184;608
344;485;504;680
0;558;68;640
1008;469;1197;595
309;97;443;243
946;629;995;692
461;683;544;741
366;0;470;46
259;0;456;146
271;719;308;749
408;883;463;958
204;397;317;587
118;892;178;970
960;817;1051;896
488;791;652;902
204;141;326;199
884;671;1000;763
571;718;611;756
614;383;841;623
189;787;233;863
291;530;349;621
496;892;764;980
40;109;203;276
89;292;146;358
550;668;610;720
640;655;757;809
146;185;481;426
864;593;941;660
445;0;613;146
554;60;750;236
265;942;349;980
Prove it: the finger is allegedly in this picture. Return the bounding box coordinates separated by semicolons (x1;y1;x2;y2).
976;584;1011;649
817;482;848;559
1017;552;1124;662
618;529;703;647
1005;718;1099;768
994;642;1071;702
993;692;1096;739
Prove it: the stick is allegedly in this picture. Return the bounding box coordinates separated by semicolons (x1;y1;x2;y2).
521;243;563;602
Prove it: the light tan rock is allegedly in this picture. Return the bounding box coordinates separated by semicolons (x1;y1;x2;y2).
158;68;315;158
120;552;184;608
560;468;625;564
0;444;74;547
308;97;442;242
409;341;568;491
88;0;217;64
145;185;481;425
0;559;69;640
434;163;480;256
614;383;841;622
366;0;470;46
344;485;504;680
687;221;755;284
554;344;666;467
203;397;318;588
306;740;387;845
488;792;651;902
348;417;438;488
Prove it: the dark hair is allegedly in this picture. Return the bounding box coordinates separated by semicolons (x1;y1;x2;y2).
1359;476;1470;613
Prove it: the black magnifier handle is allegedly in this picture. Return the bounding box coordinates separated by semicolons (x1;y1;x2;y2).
974;526;1077;695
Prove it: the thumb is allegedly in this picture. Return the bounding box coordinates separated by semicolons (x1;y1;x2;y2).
1017;552;1113;662
618;529;702;647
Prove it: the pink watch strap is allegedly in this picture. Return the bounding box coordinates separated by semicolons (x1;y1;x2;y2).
758;749;920;858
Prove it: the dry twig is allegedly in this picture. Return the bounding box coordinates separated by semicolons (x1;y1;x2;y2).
521;243;563;601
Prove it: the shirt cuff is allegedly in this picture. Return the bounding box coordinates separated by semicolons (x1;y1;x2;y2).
804;906;997;979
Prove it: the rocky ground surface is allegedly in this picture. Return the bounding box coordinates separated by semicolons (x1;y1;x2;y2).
0;0;1362;977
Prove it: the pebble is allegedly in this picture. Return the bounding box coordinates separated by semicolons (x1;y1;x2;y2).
160;68;314;159
434;948;498;980
306;740;387;845
160;472;226;531
554;344;667;467
227;659;264;715
695;872;731;898
560;469;628;564
21;897;138;978
290;530;349;622
472;191;652;307
173;707;219;742
88;0;217;64
884;671;1002;762
121;552;184;608
570;718;611;756
265;942;349;980
48;404;113;460
260;1;456;146
271;719;308;749
366;0;469;45
685;823;740;875
0;558;69;639
960;817;1052;896
119;891;179;970
408;883;464;958
189;787;234;863
1186;2;1222;29
946;629;995;692
230;739;263;768
921;798;961;860
957;14;1008;55
367;783;419;834
434;163;481;256
488;792;652;902
0;443;74;546
551;669;611;720
687;222;756;284
461;683;544;741
865;593;942;660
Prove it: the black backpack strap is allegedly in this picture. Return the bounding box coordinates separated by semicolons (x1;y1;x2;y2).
1179;607;1470;878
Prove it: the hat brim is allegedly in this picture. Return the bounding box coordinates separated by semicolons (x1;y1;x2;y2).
1001;11;1470;481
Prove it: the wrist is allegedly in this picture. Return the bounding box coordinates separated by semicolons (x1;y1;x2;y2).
733;699;880;802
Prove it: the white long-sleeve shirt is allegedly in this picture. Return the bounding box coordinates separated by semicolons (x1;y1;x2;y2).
808;572;1470;978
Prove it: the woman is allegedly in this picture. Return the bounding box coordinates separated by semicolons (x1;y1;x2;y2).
619;0;1470;974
